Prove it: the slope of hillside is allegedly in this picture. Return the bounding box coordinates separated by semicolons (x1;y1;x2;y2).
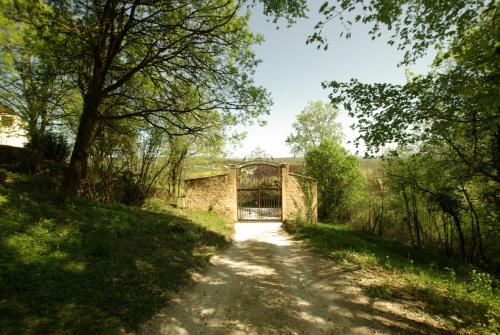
0;172;232;334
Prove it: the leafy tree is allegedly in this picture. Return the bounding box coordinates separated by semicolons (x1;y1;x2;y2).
248;146;271;160
5;0;308;199
310;1;498;184
0;2;71;152
84;100;231;204
286;100;343;156
310;0;494;65
301;1;499;251
382;147;495;263
304;140;362;222
323;4;499;221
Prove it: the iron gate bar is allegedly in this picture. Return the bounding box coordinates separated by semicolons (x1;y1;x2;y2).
236;163;282;221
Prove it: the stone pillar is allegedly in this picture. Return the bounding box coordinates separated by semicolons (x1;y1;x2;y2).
280;163;289;221
228;164;238;222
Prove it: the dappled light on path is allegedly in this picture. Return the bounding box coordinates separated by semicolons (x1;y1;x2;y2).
138;223;451;335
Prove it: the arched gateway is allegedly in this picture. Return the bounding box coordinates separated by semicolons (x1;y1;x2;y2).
183;161;317;223
237;162;282;221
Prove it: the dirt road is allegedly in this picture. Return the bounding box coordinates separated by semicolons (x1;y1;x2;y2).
138;222;450;335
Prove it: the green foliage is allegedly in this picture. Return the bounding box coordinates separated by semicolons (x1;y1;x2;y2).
290;223;499;334
258;0;307;25
320;0;499;229
0;1;72;144
312;0;500;271
312;0;492;65
0;168;7;183
26;131;69;163
470;270;493;296
296;175;316;224
304;141;362;222
1;0;309;200
286;100;343;156
4;0;291;198
282;218;301;234
0;174;231;334
349;149;500;267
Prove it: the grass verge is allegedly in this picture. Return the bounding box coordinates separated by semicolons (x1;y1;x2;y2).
285;222;499;335
0;173;232;334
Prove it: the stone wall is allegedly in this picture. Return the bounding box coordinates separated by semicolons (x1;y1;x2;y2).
283;171;318;223
184;166;237;222
183;163;317;223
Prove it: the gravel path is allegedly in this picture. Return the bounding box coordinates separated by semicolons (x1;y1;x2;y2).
138;222;450;335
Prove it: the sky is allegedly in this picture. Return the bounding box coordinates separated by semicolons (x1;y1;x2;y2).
227;1;435;159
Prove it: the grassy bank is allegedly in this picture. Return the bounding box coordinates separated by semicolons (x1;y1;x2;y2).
285;222;499;334
0;173;232;334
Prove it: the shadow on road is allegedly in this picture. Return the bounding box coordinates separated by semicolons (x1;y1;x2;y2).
139;223;452;335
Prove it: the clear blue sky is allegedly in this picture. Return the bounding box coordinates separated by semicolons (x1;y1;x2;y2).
228;1;434;158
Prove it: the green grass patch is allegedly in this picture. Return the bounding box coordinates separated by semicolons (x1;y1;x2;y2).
288;222;499;334
0;173;232;334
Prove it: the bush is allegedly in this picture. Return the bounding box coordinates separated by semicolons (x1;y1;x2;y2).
0;145;25;166
40;132;70;163
25;131;70;163
282;219;302;234
13;132;71;176
0;168;7;183
82;169;155;206
119;171;153;206
304;140;363;222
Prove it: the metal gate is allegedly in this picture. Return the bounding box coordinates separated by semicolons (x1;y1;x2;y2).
237;163;282;221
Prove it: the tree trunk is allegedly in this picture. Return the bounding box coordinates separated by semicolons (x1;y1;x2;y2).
411;186;421;248
378;178;385;237
431;211;443;251
402;187;415;247
442;214;450;256
378;187;384;237
451;213;466;261
62;96;99;200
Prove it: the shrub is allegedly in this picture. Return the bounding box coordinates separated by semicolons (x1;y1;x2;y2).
82;169;155;206
41;132;70;163
304;140;363;222
282;219;302;234
469;270;493;296
119;171;152;206
26;131;70;164
0;168;7;183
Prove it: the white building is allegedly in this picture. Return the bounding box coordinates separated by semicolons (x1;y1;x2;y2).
0;106;28;147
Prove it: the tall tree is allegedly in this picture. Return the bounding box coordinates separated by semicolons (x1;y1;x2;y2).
311;1;498;175
286;100;343;156
304;0;499;219
7;0;308;199
0;2;70;148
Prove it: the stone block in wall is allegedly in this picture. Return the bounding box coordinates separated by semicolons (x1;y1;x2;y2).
284;173;318;224
184;168;237;222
